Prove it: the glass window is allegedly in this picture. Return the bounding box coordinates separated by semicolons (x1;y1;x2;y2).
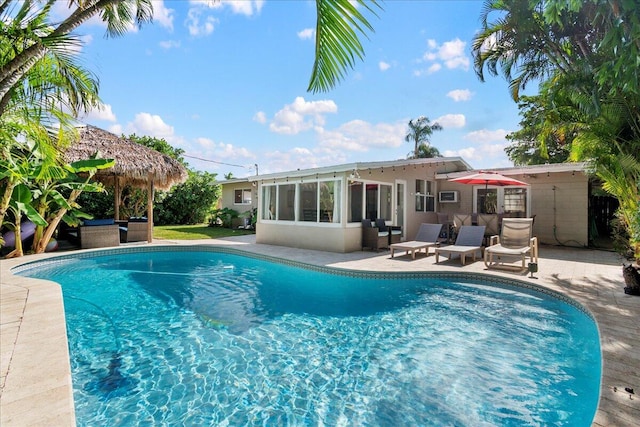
504;187;527;217
319;181;341;223
415;180;435;212
379;184;392;220
477;188;498;214
234;189;252;204
278;184;295;221
299;182;318;222
262;186;276;220
365;184;379;220
348;181;363;223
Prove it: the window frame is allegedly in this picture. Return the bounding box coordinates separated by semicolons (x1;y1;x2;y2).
234;188;253;205
414;179;435;212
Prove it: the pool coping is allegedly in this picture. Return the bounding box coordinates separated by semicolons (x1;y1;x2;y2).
1;239;639;426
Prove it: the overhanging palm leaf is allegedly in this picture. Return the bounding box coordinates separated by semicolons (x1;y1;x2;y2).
308;0;381;93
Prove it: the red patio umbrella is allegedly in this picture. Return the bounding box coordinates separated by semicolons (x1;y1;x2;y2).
448;171;527;189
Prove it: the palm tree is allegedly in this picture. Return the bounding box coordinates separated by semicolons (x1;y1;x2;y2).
472;0;640;261
404;116;443;159
415;143;441;159
0;0;153;115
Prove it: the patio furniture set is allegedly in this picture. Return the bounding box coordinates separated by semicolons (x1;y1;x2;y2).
363;217;538;272
62;218;149;249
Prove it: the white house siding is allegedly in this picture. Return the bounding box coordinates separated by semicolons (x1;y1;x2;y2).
528;172;589;247
218;161;591;253
220;181;258;214
256;223;362;253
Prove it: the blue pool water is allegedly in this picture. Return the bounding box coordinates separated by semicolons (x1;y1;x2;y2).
17;248;601;426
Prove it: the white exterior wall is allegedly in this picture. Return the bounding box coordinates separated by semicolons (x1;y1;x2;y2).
228;163;590;253
220;181;258;214
529;172;588;247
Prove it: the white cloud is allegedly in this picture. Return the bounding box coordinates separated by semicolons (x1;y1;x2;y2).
159;40;181;49
126;112;175;140
297;28;315;40
316;120;406;152
269;97;338;135
464;128;509;143
253;111;267;124
434;114;465;129
438;38;469;69
187;8;218;36
443;147;478;161
153;1;175;31
108;124;123;135
443;128;511;165
417;38;469;76
259;147;348;174
188;0;264;16
379;61;391;71
447;89;473;102
84;104;117;122
196;138;255;159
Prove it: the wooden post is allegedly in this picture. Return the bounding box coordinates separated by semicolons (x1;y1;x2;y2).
147;174;154;243
114;176;120;220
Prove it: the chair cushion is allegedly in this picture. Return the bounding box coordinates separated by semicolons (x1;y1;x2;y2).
84;218;115;226
128;217;148;223
486;244;531;255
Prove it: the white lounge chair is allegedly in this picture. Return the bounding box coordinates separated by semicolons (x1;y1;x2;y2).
434;225;485;265
484;218;538;271
390;223;443;259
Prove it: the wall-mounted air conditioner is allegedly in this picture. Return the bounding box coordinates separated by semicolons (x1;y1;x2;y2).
438;190;459;203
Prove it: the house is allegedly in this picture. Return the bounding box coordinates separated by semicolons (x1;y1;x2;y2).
216;157;602;253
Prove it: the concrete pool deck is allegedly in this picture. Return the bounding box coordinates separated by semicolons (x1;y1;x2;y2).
1;235;638;426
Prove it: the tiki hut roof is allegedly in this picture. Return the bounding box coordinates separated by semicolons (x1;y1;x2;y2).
64;125;188;191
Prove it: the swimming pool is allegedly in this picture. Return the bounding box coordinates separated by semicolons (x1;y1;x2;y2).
16;247;601;426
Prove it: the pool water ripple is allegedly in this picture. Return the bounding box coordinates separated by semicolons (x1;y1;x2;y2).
18;250;600;426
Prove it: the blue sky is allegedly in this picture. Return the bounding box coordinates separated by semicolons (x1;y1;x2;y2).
70;0;527;177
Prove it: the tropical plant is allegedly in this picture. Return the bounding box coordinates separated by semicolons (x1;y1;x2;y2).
209;207;239;228
30;156;115;254
307;0;382;93
504;96;571;165
0;0;153;115
405;116;443;159
415;143;442;159
154;170;220;225
472;0;640;261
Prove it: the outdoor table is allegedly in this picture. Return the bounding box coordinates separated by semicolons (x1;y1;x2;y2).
390;241;440;259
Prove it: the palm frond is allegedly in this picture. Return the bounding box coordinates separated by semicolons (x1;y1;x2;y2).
307;0;381;93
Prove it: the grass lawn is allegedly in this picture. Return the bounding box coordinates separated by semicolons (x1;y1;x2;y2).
154;224;255;240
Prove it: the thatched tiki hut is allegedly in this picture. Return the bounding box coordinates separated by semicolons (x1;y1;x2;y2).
64;125;188;242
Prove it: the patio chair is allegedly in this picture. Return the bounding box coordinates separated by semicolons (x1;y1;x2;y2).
389;223;443;259
477;214;499;245
434;225;485;265
484;218;538;271
375;218;401;245
451;213;472;241
119;217;148;243
79;219;120;249
362;219;389;251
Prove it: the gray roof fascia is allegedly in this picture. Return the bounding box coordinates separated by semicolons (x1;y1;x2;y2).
435;162;590;180
246;157;472;182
